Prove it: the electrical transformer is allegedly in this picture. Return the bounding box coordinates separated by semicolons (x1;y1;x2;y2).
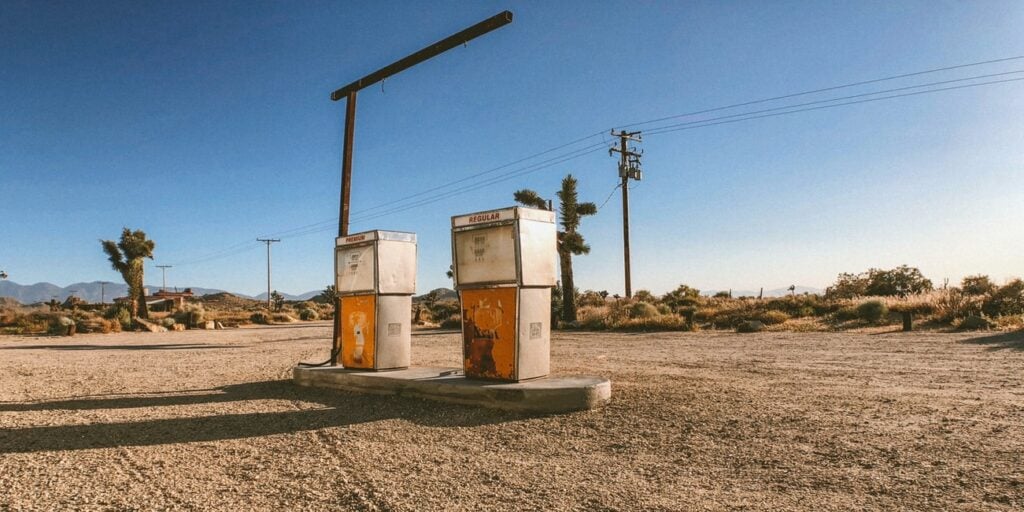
451;207;557;381
334;230;416;370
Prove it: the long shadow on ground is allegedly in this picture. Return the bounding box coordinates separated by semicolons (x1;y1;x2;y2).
0;379;531;454
960;330;1024;351
0;343;245;351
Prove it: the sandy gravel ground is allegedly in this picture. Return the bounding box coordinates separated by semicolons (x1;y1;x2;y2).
1;324;1022;511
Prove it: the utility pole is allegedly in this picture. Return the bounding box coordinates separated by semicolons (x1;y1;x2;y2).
155;265;172;292
609;129;643;298
99;281;110;305
257;239;280;310
320;11;512;366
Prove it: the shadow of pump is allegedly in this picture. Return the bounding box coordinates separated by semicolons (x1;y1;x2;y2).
0;379;534;454
0;343;245;351
960;330;1024;351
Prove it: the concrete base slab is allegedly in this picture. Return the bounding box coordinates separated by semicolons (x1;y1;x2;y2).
293;366;611;414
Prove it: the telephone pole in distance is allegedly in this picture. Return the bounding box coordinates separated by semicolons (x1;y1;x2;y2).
609;129;643;299
155;265;172;292
257;239;280;310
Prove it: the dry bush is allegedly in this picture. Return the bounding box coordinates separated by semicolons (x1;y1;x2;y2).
173;303;206;327
439;314;461;330
629;302;659;319
755;310;790;325
932;289;983;323
271;313;296;323
856;300;888;323
577;305;610;330
573;303;690;331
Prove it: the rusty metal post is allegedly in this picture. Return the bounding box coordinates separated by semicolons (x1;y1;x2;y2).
332;92;356;365
339;91;357;238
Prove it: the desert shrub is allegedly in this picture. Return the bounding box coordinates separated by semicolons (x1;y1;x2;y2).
577;290;608;308
48;316;74;335
932;288;981;323
958;315;993;330
79;316;119;334
0;308;19;326
827;266;933;299
856;300;888;323
577;306;609;330
982;279;1024;317
887;293;938;316
629;302;659;319
613;314;690;332
173;303;205;327
662;284;701;310
299;308;319;321
656;303;672;315
633;290;657;303
428;300;460;326
756;310;790;325
250;312;270;324
834;305;859;322
992;314;1024;330
962;275;997;296
160;317;176;328
764;295;824;317
440;314;461;330
272;313;296;323
103;304;133;329
713;291;731;299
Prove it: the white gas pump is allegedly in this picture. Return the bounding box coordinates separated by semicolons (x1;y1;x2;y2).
451;207;557;381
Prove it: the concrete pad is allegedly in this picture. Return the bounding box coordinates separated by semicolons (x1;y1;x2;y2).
293;366;611;414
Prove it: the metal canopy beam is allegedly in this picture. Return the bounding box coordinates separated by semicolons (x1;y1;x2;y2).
330;10;512;101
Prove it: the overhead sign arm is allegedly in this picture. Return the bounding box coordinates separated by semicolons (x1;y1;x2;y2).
330;10;513;101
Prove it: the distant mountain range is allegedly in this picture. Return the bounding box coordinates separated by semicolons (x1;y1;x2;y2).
0;280;322;305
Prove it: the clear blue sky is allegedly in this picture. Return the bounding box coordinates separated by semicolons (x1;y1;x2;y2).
2;0;1022;296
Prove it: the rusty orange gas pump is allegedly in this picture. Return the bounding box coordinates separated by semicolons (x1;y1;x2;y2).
451;207;557;381
334;230;416;370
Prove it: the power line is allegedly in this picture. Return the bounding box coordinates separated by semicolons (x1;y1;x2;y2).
619;54;1024;129
641;69;1024;135
645;76;1024;137
597;183;621;210
266;142;609;241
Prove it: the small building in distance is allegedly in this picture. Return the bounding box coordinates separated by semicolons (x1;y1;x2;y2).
115;288;194;310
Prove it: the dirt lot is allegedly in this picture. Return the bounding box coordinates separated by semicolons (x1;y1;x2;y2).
1;325;1022;511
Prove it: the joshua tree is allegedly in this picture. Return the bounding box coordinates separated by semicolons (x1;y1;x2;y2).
514;174;597;323
100;228;155;320
315;284;340;304
271;290;285;312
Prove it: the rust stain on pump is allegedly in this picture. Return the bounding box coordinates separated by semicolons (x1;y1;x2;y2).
340;294;376;369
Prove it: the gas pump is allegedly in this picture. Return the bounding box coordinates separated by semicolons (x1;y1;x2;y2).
334;230;416;370
451;207;557;381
